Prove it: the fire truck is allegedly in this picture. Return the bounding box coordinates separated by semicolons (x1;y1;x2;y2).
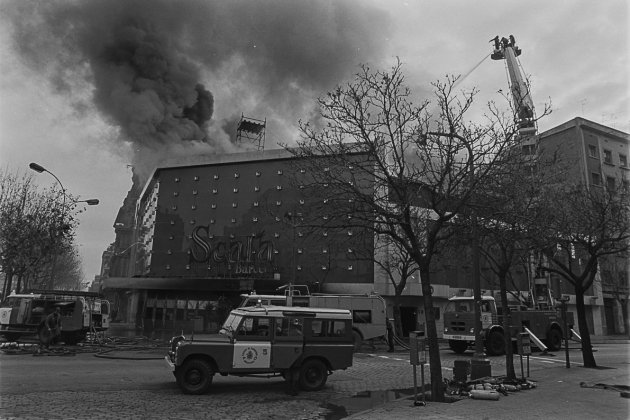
238;288;387;350
443;293;574;355
0;290;110;345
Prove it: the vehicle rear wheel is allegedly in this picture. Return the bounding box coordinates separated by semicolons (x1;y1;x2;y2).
176;358;214;394
448;339;468;354
352;330;362;352
298;359;328;391
485;330;505;356
546;328;562;351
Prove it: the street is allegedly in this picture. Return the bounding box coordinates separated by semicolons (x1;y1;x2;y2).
1;337;626;419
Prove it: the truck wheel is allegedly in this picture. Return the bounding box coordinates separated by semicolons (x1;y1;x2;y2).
485;330;505;356
546;328;562;351
298;359;328;391
176;358;214;394
352;330;362;352
448;340;468;354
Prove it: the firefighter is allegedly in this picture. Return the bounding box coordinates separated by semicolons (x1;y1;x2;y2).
40;307;62;349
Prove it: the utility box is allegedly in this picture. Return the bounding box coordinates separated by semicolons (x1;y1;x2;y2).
409;330;426;365
518;332;531;355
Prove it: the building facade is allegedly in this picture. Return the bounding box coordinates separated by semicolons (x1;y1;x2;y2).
100;117;628;339
538;117;630;335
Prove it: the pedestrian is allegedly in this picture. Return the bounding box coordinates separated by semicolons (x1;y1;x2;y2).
40;307;62;349
285;365;300;396
386;318;395;352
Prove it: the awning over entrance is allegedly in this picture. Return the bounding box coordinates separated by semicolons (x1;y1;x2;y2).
102;277;256;292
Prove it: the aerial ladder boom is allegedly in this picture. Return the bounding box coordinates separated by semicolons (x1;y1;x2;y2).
491;35;537;138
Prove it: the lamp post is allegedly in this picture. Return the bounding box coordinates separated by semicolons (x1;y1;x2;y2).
29;162;99;290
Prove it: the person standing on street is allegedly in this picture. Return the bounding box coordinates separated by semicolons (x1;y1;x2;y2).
40;307;62;349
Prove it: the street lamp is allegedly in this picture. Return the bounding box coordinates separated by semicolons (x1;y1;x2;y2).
29;162;99;289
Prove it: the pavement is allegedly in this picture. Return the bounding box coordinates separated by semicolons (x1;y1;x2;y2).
347;335;630;420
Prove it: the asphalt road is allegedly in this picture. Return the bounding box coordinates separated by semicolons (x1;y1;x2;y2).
0;338;624;419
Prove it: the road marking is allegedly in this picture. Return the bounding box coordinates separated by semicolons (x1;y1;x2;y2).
530;355;583;366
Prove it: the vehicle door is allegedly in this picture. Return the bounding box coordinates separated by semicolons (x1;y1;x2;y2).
232;316;272;369
271;316;303;369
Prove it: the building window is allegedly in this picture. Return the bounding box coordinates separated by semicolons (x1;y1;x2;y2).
256;171;261;177
171;205;177;210
620;154;628;167
276;201;282;206
253;201;259;207
212;188;218;194
233;188;239;193
232;202;238;208
211;203;217;209
603;149;613;164
276;185;282;190
253;217;258;222
214;174;219;180
173;192;179;197
192;190;198;195
194;176;199;181
277;170;283;175
588;144;597;158
254;186;260;192
174;177;180;182
591;172;601;186
234;172;240;178
191;205;197;210
606;176;615;190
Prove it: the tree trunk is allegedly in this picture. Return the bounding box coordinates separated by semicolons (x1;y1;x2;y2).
419;264;444;402
393;294;403;337
2;269;13;298
499;274;516;379
575;286;597;367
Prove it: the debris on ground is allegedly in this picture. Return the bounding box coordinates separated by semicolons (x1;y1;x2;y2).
444;376;538;400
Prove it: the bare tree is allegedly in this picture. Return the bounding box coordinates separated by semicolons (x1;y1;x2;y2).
532;181;630;367
0;167;83;296
287;60;527;401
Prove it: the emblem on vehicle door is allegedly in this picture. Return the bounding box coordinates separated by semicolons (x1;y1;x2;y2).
242;347;258;364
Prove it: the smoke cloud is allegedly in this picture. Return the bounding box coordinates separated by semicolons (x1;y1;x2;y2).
2;0;392;181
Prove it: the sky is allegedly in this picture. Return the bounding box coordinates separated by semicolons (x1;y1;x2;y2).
1;0;628;285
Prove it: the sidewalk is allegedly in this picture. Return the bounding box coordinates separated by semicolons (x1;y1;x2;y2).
348;337;630;420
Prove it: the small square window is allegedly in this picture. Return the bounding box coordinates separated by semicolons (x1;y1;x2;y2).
591;172;601;185
211;203;217;209
276;201;282;206
192;190;198;195
620;154;628;167
212;189;218;194
254;186;260;192
231;218;236;223
256;171;261;177
233;188;239;193
232;202;238;208
191;205;197;210
604;149;613;164
276;185;282;190
588;144;597;157
234;173;240;178
174;177;180;182
277;170;283;175
194;176;199;181
214;174;219;180
173;192;179;197
253;201;259;207
300;168;306;174
274;232;280;238
253;217;258;222
171;205;177;210
606;176;615;190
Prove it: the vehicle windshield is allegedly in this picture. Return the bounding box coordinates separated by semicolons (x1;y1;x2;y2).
446;300;474;313
220;313;242;335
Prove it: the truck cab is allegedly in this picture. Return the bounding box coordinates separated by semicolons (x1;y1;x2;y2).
165;305;354;394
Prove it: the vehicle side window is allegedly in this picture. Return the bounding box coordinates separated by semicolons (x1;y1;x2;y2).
276;317;303;337
237;316;271;338
328;320;347;337
352;310;372;324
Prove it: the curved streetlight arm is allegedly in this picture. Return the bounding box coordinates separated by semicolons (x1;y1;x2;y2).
29;162;67;206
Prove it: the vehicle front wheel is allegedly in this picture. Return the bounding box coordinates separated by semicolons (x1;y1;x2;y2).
176;358;214;394
448;339;468;354
485;330;505;356
546;328;563;351
298;359;328;391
